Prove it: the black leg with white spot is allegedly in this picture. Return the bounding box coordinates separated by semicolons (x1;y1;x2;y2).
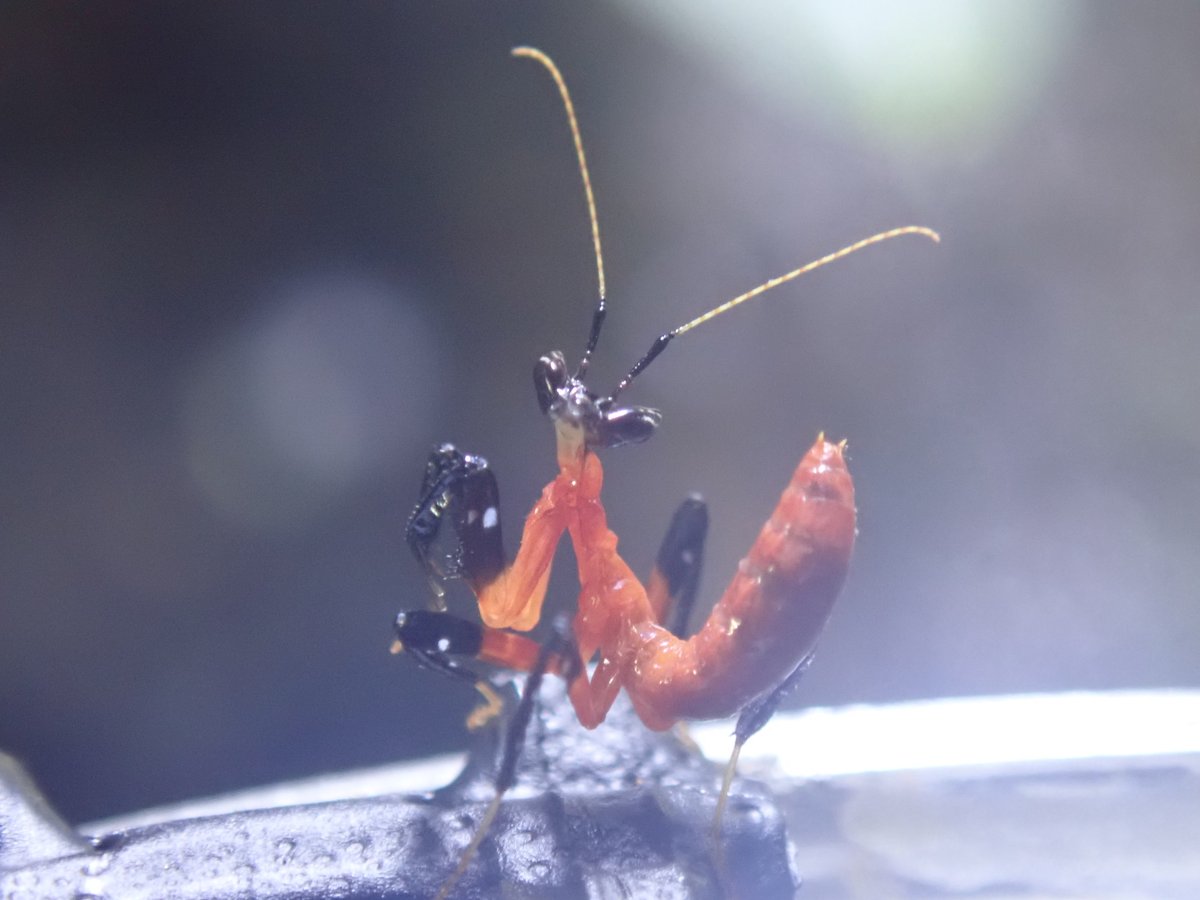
406;443;507;604
392;608;489;686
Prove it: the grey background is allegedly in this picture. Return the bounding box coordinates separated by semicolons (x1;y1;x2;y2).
2;2;1197;824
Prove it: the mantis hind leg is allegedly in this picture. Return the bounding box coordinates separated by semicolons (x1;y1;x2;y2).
713;653;815;836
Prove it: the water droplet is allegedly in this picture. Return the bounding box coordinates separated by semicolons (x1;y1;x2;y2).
81;855;111;877
275;838;296;864
733;799;764;824
75;883;108;900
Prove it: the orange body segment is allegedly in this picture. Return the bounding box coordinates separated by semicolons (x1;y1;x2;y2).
623;437;855;729
473;435;856;732
478;629;542;673
472;477;568;632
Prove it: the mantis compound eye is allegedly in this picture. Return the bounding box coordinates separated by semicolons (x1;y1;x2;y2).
590;405;662;449
534;351;569;416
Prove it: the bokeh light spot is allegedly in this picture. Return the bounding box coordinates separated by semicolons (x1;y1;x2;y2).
183;273;439;532
621;0;1081;153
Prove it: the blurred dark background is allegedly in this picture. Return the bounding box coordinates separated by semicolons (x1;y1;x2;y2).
2;2;1197;825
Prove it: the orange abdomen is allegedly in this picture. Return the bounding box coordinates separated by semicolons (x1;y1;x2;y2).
624;436;856;730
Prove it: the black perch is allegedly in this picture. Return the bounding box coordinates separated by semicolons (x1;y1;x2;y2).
0;679;797;899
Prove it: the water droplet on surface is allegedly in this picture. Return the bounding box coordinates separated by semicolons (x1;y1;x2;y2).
81;855;111;877
234;863;257;881
275;838;296;864
732;799;764;824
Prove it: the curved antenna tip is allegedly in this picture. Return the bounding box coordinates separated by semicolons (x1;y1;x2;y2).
511;46;606;303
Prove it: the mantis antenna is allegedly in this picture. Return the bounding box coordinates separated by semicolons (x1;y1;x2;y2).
513;46;610;379
610;225;940;399
511;46;940;402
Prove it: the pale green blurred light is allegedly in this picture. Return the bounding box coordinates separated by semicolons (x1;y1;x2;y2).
623;0;1080;152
